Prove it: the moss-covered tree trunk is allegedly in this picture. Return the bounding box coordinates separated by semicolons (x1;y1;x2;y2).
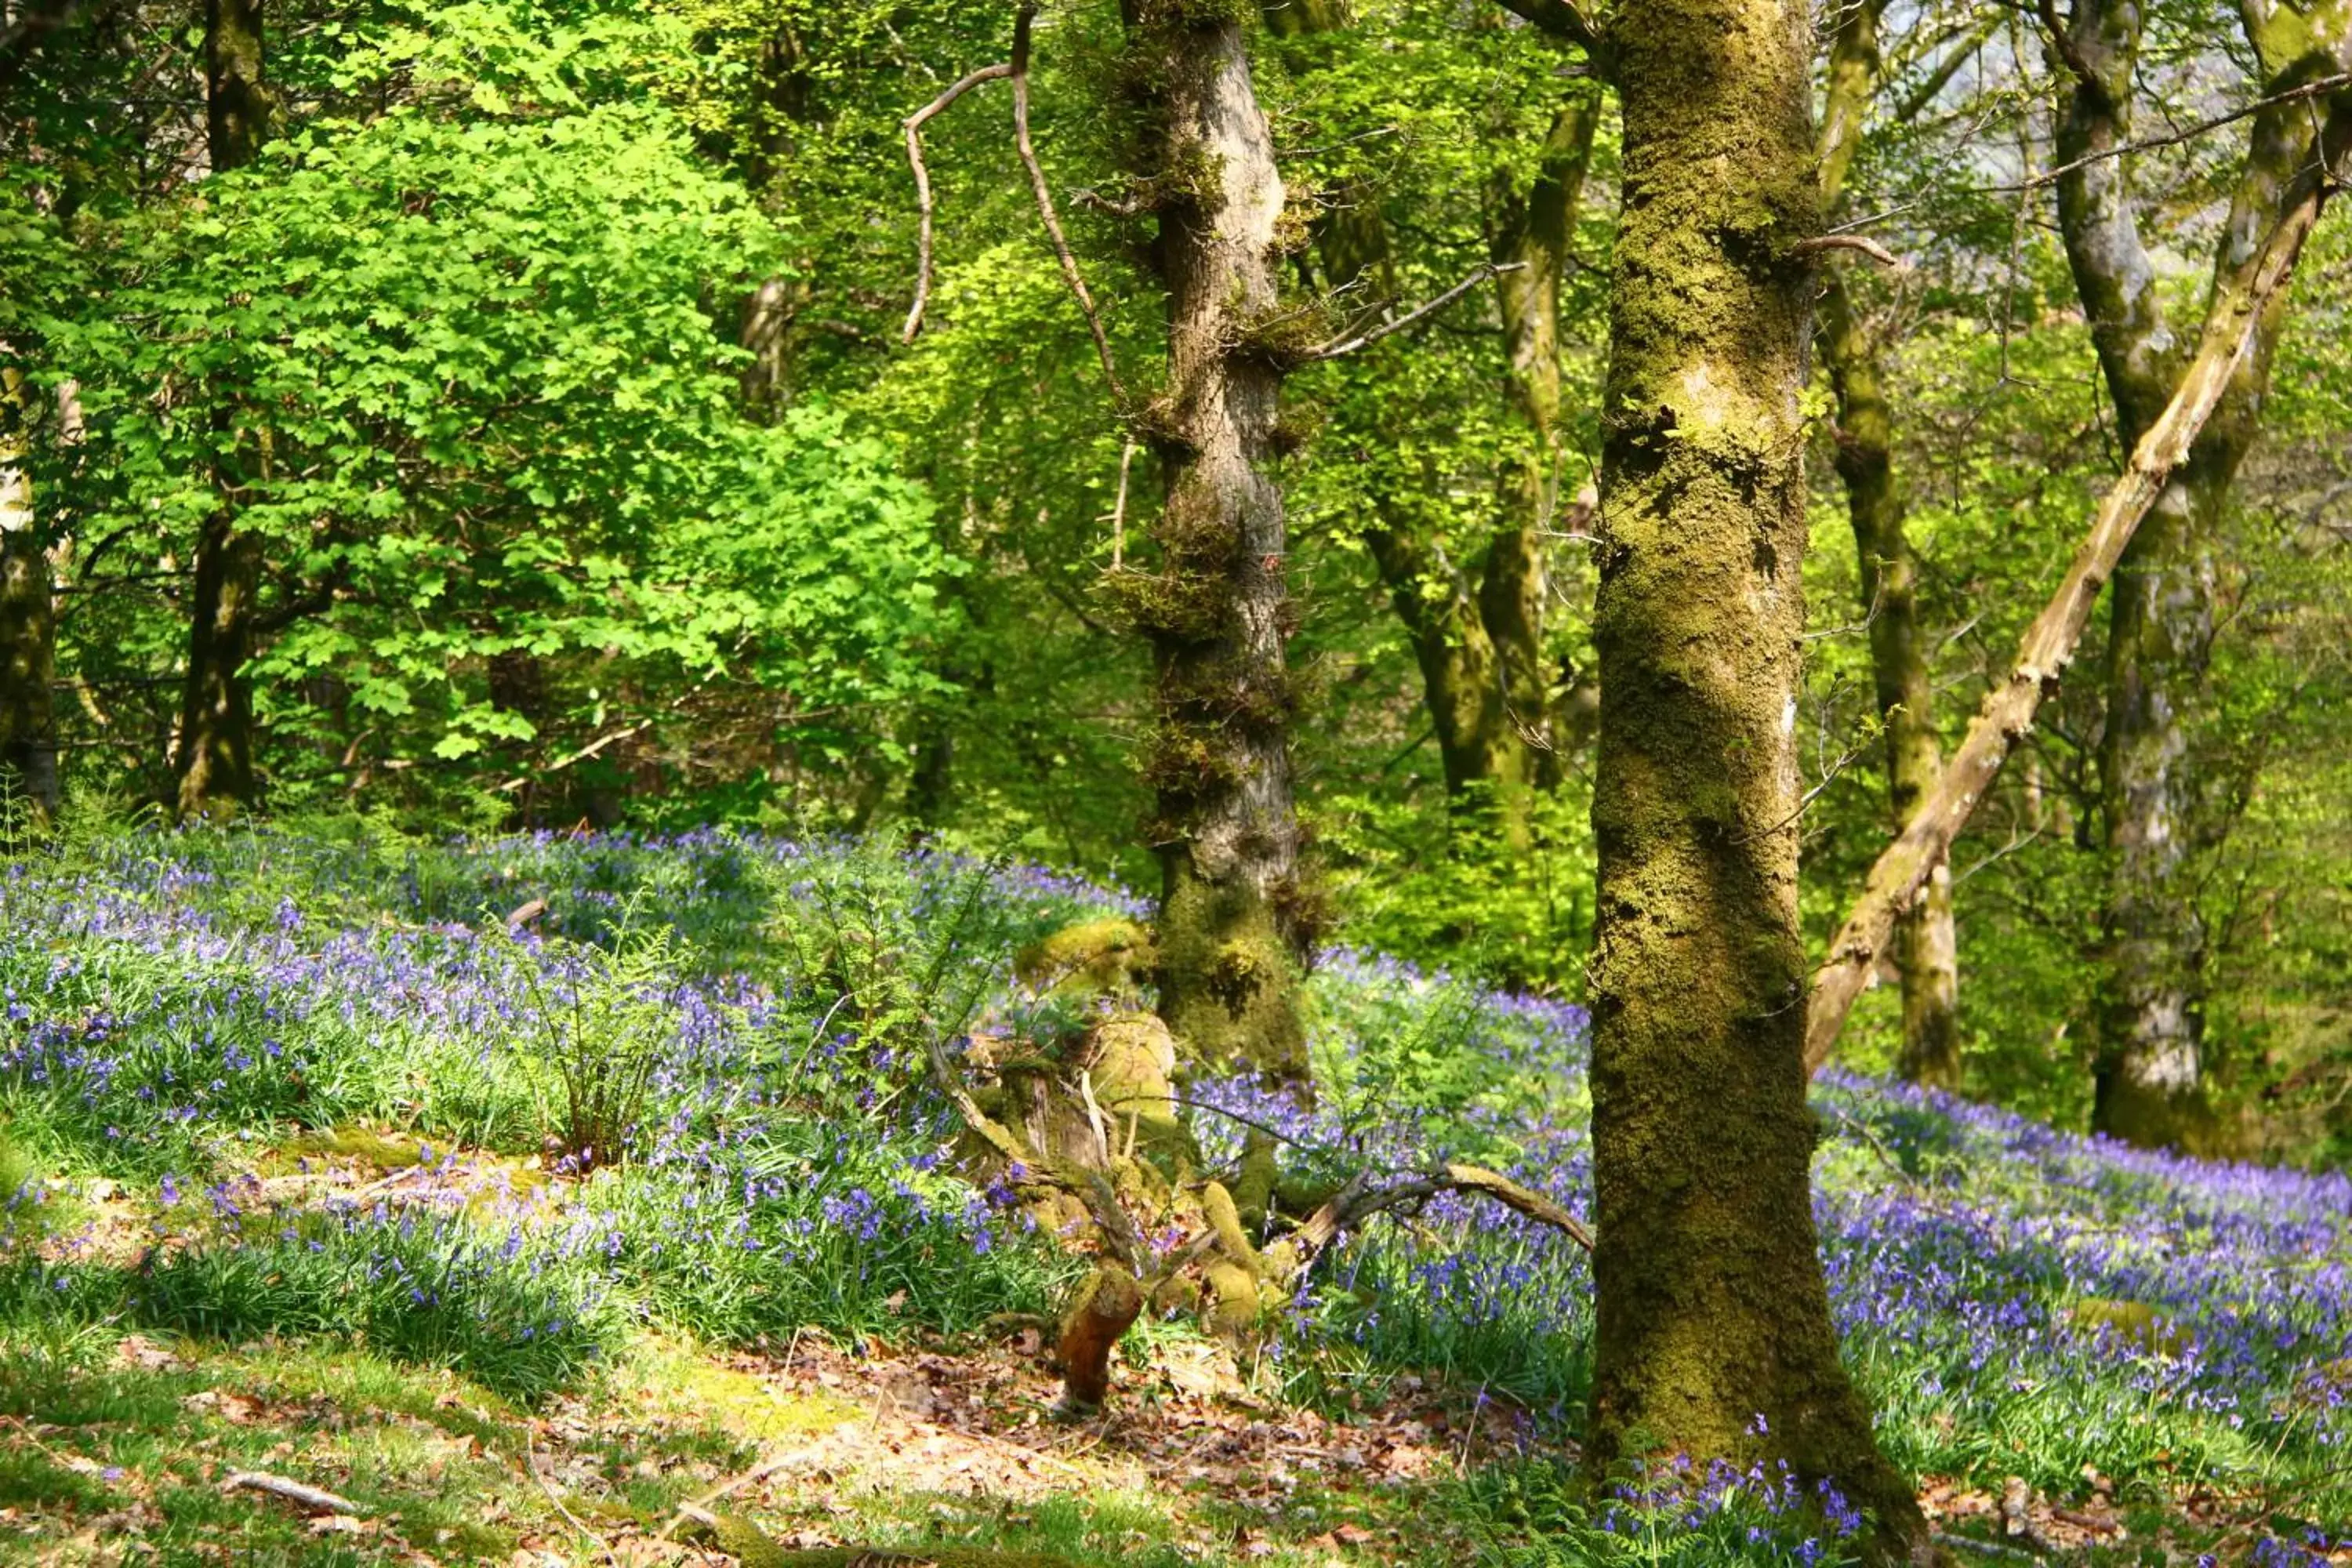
2051;0;2343;1150
1817;0;1960;1089
176;0;270;821
1581;0;1930;1555
0;367;56;821
1129;3;1307;1076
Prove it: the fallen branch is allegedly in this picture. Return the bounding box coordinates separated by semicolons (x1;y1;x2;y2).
1011;5;1123;401
1269;1160;1594;1280
220;1472;361;1516
899;61;1014;344
1302;261;1526;361
1803;100;2350;1075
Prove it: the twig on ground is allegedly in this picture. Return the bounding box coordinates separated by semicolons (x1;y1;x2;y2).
220;1471;363;1516
523;1431;617;1566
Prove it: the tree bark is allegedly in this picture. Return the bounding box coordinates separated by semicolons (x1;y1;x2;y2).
1802;98;2348;1076
2049;0;2346;1150
0;367;56;822
1581;1;1929;1555
1125;4;1307;1076
1817;0;1961;1088
176;0;270;821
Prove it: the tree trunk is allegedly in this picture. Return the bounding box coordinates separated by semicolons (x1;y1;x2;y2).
2051;0;2343;1150
1486;89;1599;806
1801;89;2348;1078
1817;0;1960;1090
1127;5;1306;1078
1581;2;1929;1555
0;367;56;822
176;0;270;821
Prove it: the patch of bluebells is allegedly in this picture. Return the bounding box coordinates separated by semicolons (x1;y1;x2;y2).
5;828;2351;1549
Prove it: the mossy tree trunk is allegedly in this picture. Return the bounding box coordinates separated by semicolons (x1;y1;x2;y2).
2050;0;2345;1150
176;0;270;821
1577;0;1931;1555
1816;0;1960;1089
1127;2;1307;1077
0;367;56;822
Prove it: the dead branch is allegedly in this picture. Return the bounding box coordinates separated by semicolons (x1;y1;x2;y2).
899;61;1014;344
1269;1160;1594;1279
920;1032;1145;1270
1791;234;1904;267
1994;71;2352;194
1011;5;1123;401
1803;101;2350;1076
219;1472;362;1516
1302;261;1527;361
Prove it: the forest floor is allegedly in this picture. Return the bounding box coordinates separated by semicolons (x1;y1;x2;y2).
3;826;2349;1566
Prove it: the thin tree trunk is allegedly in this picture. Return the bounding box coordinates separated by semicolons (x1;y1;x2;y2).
1126;5;1307;1077
1581;1;1929;1554
0;367;56;822
176;0;270;820
1817;0;1960;1088
2049;0;2343;1150
1486;89;1599;810
1265;0;1597;840
1802;103;2347;1075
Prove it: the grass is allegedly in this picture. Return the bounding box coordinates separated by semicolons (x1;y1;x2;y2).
0;820;2347;1564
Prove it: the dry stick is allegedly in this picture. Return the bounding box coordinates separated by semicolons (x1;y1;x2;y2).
899;60;1014;344
1011;5;1123;402
524;1432;618;1566
1304;261;1527;361
1802;118;2348;1077
1789;233;1904;267
219;1472;363;1516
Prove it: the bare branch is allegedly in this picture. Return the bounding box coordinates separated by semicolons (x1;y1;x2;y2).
1303;261;1526;361
1994;71;2352;194
1012;5;1124;402
1791;233;1904;267
899;61;1014;345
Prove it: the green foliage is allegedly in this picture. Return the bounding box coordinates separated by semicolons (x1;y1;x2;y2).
1316;781;1596;998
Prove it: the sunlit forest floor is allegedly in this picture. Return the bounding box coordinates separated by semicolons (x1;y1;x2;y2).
2;827;2347;1566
